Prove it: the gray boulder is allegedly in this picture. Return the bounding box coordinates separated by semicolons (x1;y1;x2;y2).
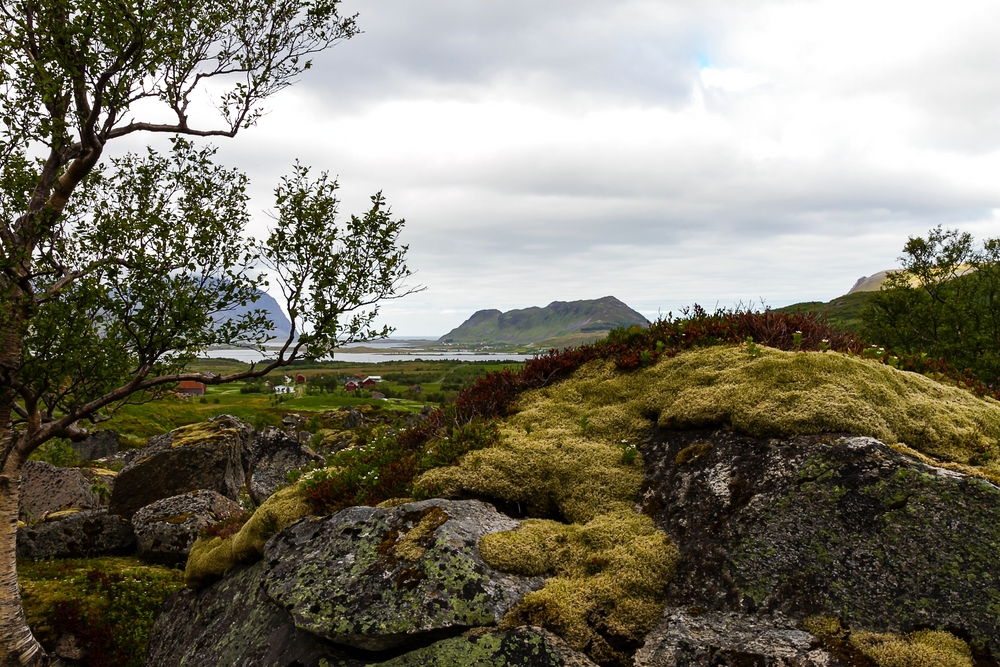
640;428;1000;660
143;560;361;667
246;427;324;505
634;608;835;667
70;430;120;461
19;461;100;522
108;415;252;519
16;508;135;559
133;490;244;565
343;407;364;429
263;498;542;651
358;627;598;667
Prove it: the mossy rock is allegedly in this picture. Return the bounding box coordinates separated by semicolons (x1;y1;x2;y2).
263;499;542;651
639;427;1000;662
109;415;252;520
323;627;598;667
185;483;310;588
146;560;360;667
416;346;1000;526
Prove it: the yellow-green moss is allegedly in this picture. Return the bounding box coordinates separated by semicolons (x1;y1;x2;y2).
802;615;843;638
375;497;416;509
675;442;713;465
851;629;972;667
44;508;83;521
393;507;449;562
480;510;678;664
416;347;1000;520
168;419;239;448
184;484;310;588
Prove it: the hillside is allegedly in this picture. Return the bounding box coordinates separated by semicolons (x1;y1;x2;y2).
439;296;649;346
212;289;293;342
775;290;872;331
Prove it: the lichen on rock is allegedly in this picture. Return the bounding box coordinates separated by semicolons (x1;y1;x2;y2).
262;499;540;652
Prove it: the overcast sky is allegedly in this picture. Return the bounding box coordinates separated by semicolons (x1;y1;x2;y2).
208;0;1000;336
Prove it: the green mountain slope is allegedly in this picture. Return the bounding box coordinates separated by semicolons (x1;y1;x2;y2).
440;296;649;346
775;291;872;331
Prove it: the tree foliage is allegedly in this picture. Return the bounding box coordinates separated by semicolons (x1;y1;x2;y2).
0;0;413;661
860;226;1000;386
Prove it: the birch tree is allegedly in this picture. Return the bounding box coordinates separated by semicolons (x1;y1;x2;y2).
0;1;414;663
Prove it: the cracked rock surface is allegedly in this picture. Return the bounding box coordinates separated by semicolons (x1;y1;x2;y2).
639;428;1000;660
133;490;244;565
264;498;543;651
634;607;835;666
144;499;549;666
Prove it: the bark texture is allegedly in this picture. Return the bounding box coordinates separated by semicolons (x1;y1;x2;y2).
0;438;47;666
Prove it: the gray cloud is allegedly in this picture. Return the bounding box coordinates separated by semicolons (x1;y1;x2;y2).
196;1;1000;335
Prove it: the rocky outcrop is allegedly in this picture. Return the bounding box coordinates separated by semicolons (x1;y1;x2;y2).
363;627;598;666
145;499;545;665
16;508;135;559
265;499;541;651
132;490;244;565
108;415;251;519
246;427;324;505
639;428;1000;661
19;461;102;522
146;553;591;667
70;430;120;461
144;560;360;667
634;607;835;666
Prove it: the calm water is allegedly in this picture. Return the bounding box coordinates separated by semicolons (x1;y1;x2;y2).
202;348;534;363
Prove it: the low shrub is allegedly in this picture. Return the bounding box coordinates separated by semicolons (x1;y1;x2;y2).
19;557;184;667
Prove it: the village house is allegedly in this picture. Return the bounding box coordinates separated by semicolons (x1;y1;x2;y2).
177;381;206;396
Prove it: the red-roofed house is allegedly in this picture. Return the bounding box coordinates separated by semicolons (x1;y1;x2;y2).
177;381;206;396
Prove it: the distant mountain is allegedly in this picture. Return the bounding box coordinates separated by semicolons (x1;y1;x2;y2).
213;289;293;342
440;296;649;346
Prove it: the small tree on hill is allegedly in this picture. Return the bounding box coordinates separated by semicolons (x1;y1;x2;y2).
0;1;415;663
860;226;1000;385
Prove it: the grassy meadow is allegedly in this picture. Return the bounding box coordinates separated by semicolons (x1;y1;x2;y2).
96;359;524;449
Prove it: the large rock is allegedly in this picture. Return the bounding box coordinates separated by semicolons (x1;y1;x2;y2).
70;430;120;461
144;560;361;667
19;461;101;522
108;415;252;519
639;428;1000;660
264;498;542;651
634;607;835;666
145;562;590;667
133;490;244;565
246;427;324;505
357;627;599;667
16;508;135;559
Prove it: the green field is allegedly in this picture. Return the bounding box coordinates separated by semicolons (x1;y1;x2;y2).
90;359;523;449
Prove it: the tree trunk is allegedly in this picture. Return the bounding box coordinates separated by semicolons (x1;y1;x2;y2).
0;438;47;667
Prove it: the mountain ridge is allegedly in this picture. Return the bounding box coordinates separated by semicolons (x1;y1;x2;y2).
439;296;649;346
